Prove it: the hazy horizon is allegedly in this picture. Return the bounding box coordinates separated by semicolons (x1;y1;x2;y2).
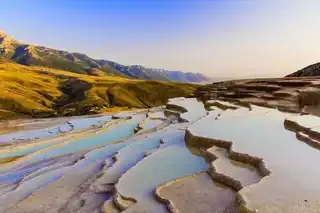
1;0;320;78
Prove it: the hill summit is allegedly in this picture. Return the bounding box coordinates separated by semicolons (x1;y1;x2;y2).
286;62;320;77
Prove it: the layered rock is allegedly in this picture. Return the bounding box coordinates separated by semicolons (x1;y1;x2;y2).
195;78;320;114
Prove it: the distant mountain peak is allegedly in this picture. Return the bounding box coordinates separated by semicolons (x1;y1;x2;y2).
0;31;22;57
0;31;20;44
0;30;8;38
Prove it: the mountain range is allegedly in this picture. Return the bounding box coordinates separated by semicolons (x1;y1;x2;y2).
0;31;210;82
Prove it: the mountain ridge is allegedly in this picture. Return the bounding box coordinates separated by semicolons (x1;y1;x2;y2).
0;31;211;82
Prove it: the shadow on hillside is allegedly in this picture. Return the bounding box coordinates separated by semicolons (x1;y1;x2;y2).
54;78;93;116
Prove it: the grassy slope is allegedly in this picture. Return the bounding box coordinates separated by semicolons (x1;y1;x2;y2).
0;60;197;119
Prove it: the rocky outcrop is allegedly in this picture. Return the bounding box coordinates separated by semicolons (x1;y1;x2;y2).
284;116;320;149
164;109;180;118
165;103;189;123
134;120;144;133
298;89;320;108
111;112;133;120
286;62;320;77
285;116;320;140
165;104;188;113
195;78;320;114
296;132;320;149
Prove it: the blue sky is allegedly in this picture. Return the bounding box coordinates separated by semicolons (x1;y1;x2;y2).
1;0;320;78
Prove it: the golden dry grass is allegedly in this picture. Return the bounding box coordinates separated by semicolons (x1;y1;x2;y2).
0;61;197;119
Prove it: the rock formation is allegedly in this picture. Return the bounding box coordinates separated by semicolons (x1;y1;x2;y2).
195;77;320;114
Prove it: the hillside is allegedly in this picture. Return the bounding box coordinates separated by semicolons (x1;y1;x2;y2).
0;31;210;82
154;69;210;82
0;60;197;119
286;62;320;77
99;60;210;82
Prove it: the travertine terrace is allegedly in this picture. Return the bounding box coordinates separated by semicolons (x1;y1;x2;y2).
0;80;320;213
195;77;320;114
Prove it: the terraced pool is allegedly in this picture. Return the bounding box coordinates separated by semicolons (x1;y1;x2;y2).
0;98;319;213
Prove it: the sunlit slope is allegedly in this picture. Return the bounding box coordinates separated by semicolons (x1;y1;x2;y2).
0;61;197;119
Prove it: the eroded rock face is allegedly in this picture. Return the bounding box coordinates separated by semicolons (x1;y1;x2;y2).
1;97;320;213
